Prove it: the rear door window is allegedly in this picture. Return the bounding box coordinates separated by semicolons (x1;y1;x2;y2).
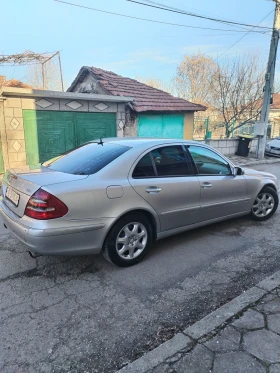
42;143;131;175
151;145;192;177
132;153;156;178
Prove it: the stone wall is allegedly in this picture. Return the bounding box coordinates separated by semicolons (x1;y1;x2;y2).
206;138;258;156
124;107;137;137
1;97;27;170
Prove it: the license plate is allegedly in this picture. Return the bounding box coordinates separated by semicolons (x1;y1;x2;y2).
272;149;280;154
5;188;20;207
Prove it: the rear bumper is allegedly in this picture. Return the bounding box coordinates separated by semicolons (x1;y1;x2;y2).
0;198;113;256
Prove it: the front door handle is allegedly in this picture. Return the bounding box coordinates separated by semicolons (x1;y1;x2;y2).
146;186;161;194
201;182;213;189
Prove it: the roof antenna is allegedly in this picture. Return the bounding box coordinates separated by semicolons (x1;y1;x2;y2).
99;138;104;146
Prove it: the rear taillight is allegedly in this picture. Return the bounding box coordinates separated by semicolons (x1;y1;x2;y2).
24;188;68;220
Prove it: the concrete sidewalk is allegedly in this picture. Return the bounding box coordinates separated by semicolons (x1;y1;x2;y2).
117;271;280;373
228;154;280;167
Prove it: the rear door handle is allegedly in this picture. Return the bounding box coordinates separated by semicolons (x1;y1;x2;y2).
146;186;162;194
201;182;213;189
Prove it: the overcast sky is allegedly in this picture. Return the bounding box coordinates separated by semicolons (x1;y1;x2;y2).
0;0;276;89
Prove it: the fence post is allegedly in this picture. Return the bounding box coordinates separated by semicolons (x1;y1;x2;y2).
205;117;209;141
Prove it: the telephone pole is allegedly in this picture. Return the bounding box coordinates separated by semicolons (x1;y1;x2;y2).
256;0;280;159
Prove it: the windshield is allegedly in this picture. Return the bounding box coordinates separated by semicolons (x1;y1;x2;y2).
42;143;131;175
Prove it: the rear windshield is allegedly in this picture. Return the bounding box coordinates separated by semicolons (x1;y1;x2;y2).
42;143;131;175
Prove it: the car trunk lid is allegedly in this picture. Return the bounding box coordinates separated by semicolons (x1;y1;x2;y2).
1;167;87;218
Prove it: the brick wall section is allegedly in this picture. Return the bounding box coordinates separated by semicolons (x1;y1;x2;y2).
0;100;8;171
207;139;258;156
116;103;126;137
3;97;27;169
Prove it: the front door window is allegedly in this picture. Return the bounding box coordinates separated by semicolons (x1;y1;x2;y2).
188;146;232;176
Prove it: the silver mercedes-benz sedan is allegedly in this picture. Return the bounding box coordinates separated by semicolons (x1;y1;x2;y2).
0;138;279;266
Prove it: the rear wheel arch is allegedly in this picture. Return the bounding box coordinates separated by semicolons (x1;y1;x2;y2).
130;209;158;241
103;209;158;246
102;210;157;266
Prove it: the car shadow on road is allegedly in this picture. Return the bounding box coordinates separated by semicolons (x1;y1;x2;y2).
149;214;257;253
32;216;254;273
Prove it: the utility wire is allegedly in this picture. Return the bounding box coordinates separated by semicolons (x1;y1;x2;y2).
214;10;274;61
142;0;271;37
127;0;272;31
143;0;243;22
53;0;267;34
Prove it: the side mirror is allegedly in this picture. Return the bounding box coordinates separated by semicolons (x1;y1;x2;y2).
233;166;243;176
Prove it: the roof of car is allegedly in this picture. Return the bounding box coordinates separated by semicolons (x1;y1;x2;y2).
97;137;202;148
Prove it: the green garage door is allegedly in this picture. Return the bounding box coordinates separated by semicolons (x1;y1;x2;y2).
75;113;116;146
138;114;184;139
23;110;116;167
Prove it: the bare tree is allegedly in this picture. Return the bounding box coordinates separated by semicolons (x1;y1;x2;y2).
215;53;265;137
175;52;266;137
175;52;219;107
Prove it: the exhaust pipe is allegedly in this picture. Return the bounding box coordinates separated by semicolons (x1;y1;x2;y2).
28;251;41;258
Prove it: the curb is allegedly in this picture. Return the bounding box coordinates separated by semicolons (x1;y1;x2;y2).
237;158;280;167
116;270;280;373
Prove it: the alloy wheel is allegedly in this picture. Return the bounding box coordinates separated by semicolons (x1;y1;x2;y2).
252;192;275;218
116;222;148;260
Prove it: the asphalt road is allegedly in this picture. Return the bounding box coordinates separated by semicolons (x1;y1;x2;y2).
0;163;280;373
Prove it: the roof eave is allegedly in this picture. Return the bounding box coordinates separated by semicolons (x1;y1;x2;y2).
133;106;207;113
67;66;92;92
0;87;133;103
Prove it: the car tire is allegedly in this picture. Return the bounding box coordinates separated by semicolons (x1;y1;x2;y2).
250;186;279;221
102;213;153;267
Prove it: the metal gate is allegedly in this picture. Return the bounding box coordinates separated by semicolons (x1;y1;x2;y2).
138;114;184;139
23;110;116;167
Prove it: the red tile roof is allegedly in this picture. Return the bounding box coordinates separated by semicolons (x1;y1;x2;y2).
254;93;280;110
271;93;280;110
2;79;33;89
68;66;206;113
